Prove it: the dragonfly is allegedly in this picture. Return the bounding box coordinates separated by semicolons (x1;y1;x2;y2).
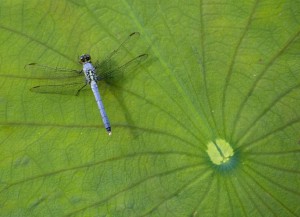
25;32;148;136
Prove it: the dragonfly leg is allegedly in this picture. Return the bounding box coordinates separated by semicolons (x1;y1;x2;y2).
76;83;87;96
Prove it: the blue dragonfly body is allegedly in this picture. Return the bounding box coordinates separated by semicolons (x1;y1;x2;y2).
25;32;148;135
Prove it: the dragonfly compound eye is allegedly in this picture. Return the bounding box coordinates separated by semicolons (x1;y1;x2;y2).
85;54;91;61
80;55;85;63
80;54;91;63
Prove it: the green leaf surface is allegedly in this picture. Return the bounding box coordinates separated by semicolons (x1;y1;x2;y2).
1;0;300;216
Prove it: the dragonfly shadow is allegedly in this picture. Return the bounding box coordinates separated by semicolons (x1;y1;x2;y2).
96;53;148;84
102;83;140;138
98;56;151;138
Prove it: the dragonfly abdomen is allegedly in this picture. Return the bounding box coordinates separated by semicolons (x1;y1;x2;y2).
90;80;111;135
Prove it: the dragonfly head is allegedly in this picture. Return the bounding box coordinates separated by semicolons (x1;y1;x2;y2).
80;54;91;63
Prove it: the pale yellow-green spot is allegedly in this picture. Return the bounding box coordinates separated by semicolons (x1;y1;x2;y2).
206;139;234;165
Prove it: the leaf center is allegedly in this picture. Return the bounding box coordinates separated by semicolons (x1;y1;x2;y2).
206;139;234;165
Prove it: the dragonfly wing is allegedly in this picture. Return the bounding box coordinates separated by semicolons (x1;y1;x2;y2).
25;63;82;79
94;32;141;72
103;32;140;62
97;53;148;81
30;82;86;95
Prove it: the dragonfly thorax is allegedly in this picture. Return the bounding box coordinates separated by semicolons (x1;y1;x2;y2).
83;62;97;83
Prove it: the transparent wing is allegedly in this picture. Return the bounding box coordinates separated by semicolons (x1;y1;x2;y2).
102;32;141;64
96;53;148;81
25;63;82;79
30;82;86;95
94;32;142;73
